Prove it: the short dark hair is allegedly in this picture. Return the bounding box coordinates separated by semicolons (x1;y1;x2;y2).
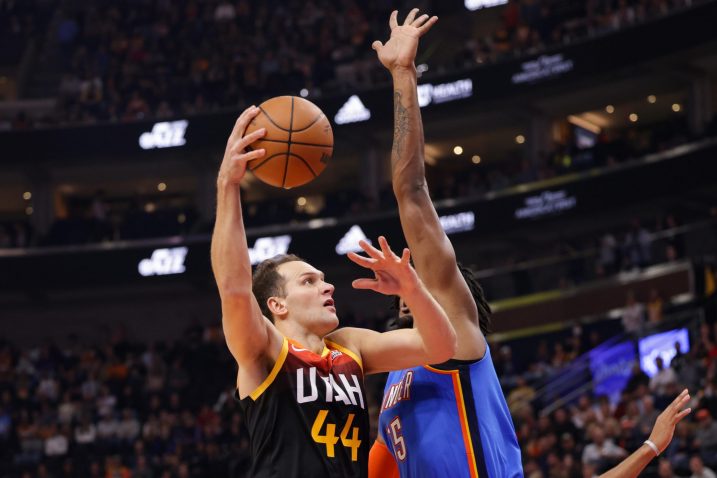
390;263;492;335
252;254;304;322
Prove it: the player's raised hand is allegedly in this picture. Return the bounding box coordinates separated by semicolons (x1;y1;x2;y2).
347;236;419;296
218;105;266;184
648;388;692;453
372;8;438;74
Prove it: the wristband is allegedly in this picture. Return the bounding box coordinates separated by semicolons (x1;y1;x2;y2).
644;439;660;456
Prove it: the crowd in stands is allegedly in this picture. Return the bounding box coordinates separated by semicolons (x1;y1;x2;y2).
0;306;715;477
0;0;702;130
493;315;717;477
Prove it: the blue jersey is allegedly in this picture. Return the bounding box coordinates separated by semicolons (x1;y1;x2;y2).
378;345;523;478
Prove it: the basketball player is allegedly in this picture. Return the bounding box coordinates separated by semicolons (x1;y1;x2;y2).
368;9;523;477
211;105;457;478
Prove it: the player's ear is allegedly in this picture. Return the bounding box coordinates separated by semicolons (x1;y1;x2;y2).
267;296;288;318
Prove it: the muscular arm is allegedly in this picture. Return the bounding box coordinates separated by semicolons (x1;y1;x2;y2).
211;107;283;393
328;237;456;374
377;10;484;359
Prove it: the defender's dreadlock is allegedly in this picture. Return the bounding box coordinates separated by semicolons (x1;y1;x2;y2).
390;262;492;336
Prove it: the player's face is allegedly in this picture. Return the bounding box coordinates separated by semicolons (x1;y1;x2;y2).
277;261;338;334
396;298;414;328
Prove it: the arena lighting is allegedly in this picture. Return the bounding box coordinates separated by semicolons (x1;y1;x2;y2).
453;146;464;155
297;196;307;206
605;105;615;114
471;155;481;164
464;0;508;10
139;120;188;150
299;88;309;97
248;235;292;265
647;95;657;104
157;182;167;192
336;225;371;255
629;113;639;122
22;191;31;200
515;135;525;144
25;206;33;215
138;247;188;277
672;103;682;112
567;115;601;134
334;95;371;125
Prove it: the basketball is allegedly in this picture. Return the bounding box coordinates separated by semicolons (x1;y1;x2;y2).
244;96;334;189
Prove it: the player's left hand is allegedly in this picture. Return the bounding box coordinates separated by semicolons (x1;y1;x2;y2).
648;388;692;453
347;236;419;296
372;8;438;74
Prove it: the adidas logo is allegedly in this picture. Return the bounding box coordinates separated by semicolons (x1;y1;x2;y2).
334;95;371;125
335;225;371;255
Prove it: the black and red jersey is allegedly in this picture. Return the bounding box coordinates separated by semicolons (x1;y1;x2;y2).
238;337;369;478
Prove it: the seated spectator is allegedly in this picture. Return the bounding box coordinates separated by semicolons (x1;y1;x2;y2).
650;357;678;396
694;409;717;467
690;455;717;478
582;423;628;470
621;290;645;334
647;288;665;324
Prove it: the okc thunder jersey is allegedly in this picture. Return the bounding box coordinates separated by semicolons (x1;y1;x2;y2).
378;345;523;477
239;337;369;478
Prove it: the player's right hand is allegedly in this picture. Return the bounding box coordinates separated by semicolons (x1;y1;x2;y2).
218;105;266;184
347;236;420;297
372;9;438;74
648;388;691;453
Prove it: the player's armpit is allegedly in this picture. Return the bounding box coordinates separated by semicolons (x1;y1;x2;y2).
369;439;400;478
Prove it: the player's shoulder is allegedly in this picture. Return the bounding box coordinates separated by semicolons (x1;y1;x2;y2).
324;328;368;361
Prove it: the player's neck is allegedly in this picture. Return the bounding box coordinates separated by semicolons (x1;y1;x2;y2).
277;322;326;355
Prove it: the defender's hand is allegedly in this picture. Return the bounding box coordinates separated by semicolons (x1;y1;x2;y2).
218;105;266;184
372;8;438;74
347;236;419;296
648;388;692;453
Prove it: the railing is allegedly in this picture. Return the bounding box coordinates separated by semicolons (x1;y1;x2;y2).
529;308;704;417
478;218;717;301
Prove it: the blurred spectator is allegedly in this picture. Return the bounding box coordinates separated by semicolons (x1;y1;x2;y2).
647;288;665;324
650;357;678;396
694;410;717;467
621;290;645;333
690;455;717;478
581;423;627;469
623;218;652;269
598;232;619;276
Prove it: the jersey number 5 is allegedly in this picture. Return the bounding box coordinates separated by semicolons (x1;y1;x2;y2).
387;416;407;461
311;410;362;461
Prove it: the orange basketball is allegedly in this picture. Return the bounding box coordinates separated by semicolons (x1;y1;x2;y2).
244;96;333;189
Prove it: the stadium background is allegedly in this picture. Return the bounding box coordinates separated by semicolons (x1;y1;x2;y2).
1;0;717;476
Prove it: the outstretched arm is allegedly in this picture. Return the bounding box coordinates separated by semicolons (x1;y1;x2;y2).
328;236;457;374
374;9;484;359
211;106;283;387
599;389;691;478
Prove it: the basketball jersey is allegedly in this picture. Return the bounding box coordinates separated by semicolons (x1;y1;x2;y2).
239;337;369;478
378;345;523;478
